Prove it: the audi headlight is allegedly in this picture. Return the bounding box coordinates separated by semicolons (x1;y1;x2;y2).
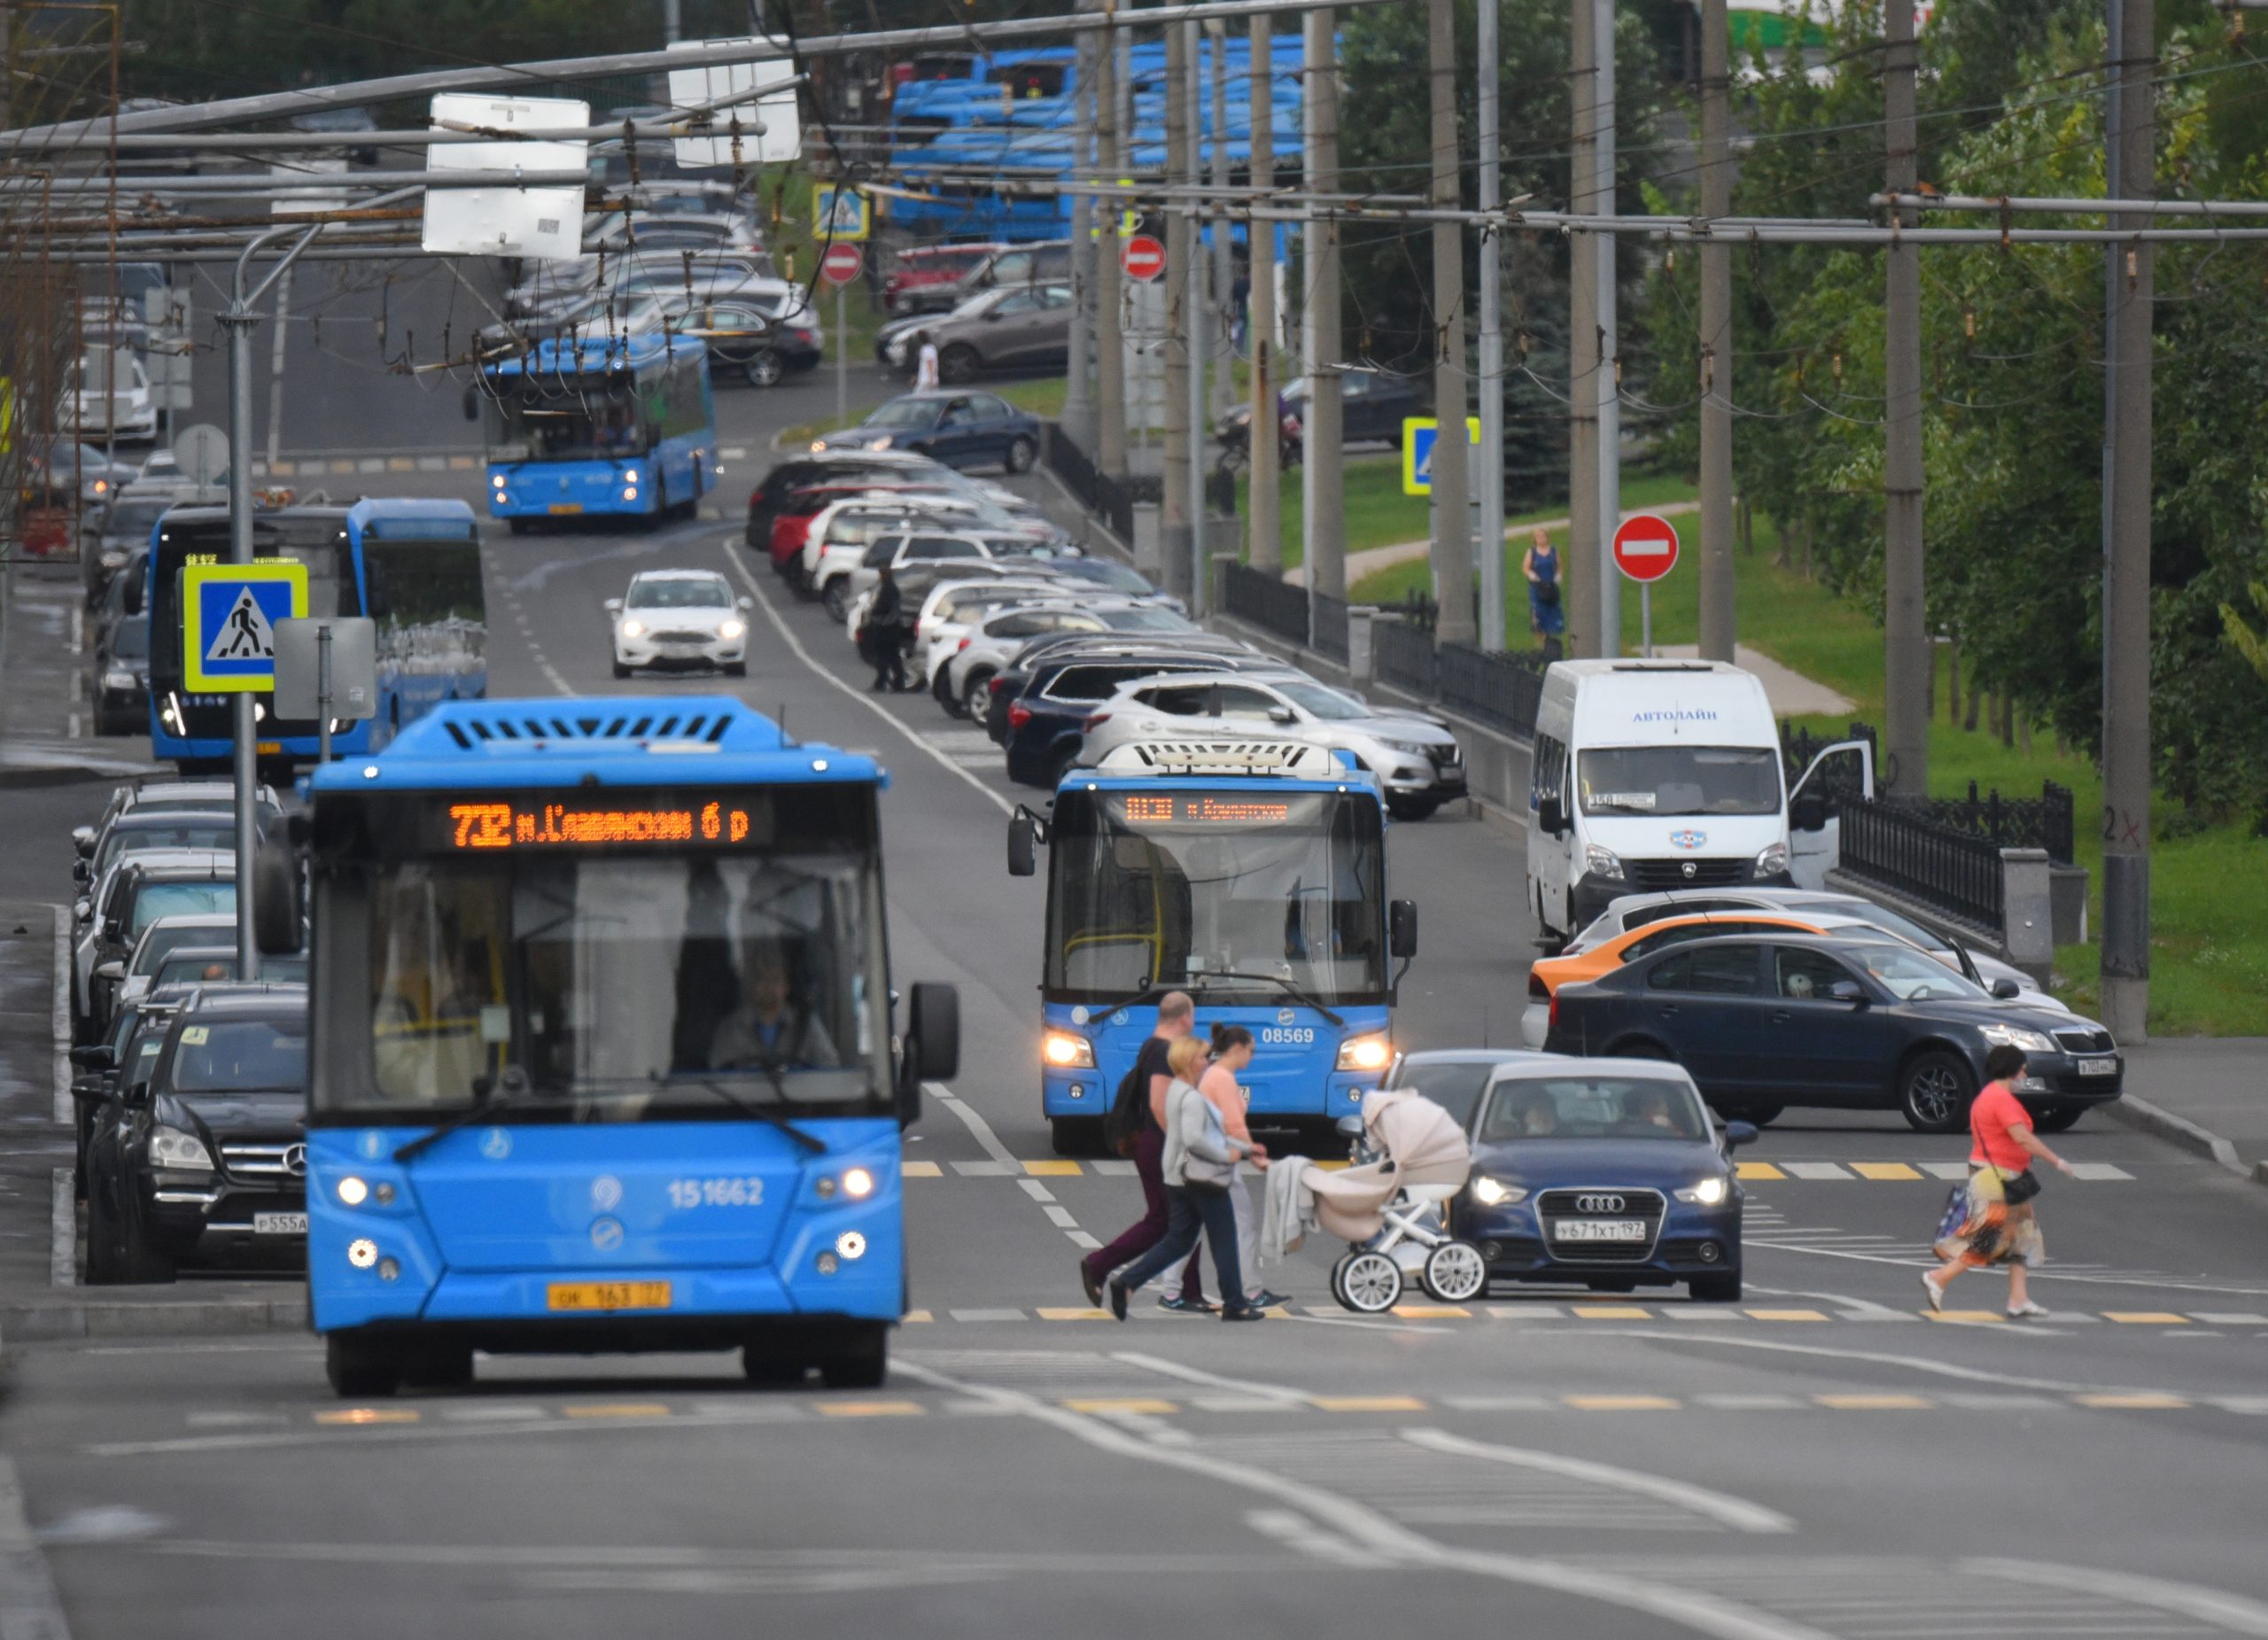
1584;843;1625;881
1675;1175;1729;1206
1042;1030;1094;1069
1982;1023;2056;1053
1336;1033;1391;1072
148;1125;213;1170
1472;1177;1528;1207
1756;841;1790;875
718;618;746;640
619;618;646;639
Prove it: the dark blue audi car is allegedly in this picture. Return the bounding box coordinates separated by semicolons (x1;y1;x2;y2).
1451;1057;1752;1301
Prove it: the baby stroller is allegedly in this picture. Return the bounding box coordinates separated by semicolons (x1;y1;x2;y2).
1304;1088;1486;1313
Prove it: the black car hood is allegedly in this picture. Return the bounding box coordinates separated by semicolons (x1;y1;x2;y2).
160;1089;304;1139
1892;996;2088;1037
1470;1137;1726;1192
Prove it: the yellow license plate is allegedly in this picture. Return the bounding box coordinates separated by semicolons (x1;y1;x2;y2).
547;502;584;515
257;741;282;755
547;1279;672;1312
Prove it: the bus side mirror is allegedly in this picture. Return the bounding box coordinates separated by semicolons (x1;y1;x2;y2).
253;836;304;956
1389;899;1418;960
900;983;959;1126
1790;793;1829;833
462;383;479;422
1006;812;1037;877
1536;795;1567;836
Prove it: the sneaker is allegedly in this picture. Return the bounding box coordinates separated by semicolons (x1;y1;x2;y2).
1078;1260;1104;1309
2006;1299;2050;1320
1220;1305;1267;1322
1107;1279;1130;1322
1920;1271;1947;1312
1156;1294;1216;1315
1247;1289;1292;1310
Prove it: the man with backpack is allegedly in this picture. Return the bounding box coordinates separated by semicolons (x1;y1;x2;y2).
1078;991;1212;1312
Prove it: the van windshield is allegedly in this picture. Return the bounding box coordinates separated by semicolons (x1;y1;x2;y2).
1578;747;1781;817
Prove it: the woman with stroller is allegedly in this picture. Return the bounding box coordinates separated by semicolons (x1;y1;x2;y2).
1199;1024;1291;1313
1107;1035;1270;1323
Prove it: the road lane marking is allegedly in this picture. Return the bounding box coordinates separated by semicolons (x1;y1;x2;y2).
561;1403;672;1419
315;1408;419;1425
1391;1304;1471;1319
2194;1312;2268;1325
2067;1162;2136;1179
1022;1160;1081;1177
1401;1428;1796;1534
1063;1397;1176;1414
1736;1162;1785;1179
1813;1393;1930;1410
1590;1327;2187;1398
2072;1392;2190;1409
1564;1395;1679;1411
949;1160;1016;1177
1781;1162;1853;1180
1312;1395;1426;1412
1016;1179;1056;1202
1110;1351;1313;1406
1744;1310;1827;1322
947;1309;1026;1322
1917;1161;1973;1179
900;1160;943;1178
1574;1306;1651;1319
50;1168;74;1289
51;904;70;1125
1037;1307;1109;1321
1967;1558;2268;1635
816;1400;923;1417
2104;1311;2190;1324
1849;1162;1921;1180
928;1084;1017;1164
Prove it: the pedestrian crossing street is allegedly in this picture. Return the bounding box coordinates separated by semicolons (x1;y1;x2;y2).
900;1157;2139;1181
897;1302;2268;1327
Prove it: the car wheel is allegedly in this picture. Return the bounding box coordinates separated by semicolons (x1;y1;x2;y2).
939;344;981;385
744;351;785;388
506;518;531;536
1606;1038;1676;1061
1899;1049;1976;1134
1420;1240;1487;1303
1718;1103;1783;1126
1004;434;1036;474
1331;1250;1403;1314
821;579;852;624
1046;743;1081;789
1585;1278;1638;1294
325;1334;402;1398
1050;1115;1104;1158
1689;1271;1742;1303
818;1325;889;1390
742;1349;808;1387
1386;796;1439;821
82;1182;121;1284
2029;1104;2085;1134
112;1190;175;1285
960;671;995;721
612;661;631;679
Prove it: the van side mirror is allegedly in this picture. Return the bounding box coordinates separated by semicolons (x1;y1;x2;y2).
253;836;304;956
1389;898;1418;960
1790;793;1829;833
1990;977;2021;1000
1006;809;1039;877
1536;795;1567;836
1722;1120;1759;1149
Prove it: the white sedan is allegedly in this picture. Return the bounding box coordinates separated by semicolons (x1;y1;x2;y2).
609;570;751;677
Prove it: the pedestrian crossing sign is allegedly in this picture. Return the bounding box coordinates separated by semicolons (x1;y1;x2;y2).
182;560;307;692
1402;416;1483;496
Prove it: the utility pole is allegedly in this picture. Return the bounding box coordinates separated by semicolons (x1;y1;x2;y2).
1185;18;1210;610
1475;0;1506;650
1565;0;1601;658
1060;2;1100;453
1302;8;1346;607
1161;20;1192;601
1246;12;1282;571
1094;20;1126;474
1882;0;1928;798
663;0;681;45
1696;0;1736;663
1208;21;1236;419
2101;0;2155;1041
264;268;292;468
1590;0;1621;653
1427;0;1475;647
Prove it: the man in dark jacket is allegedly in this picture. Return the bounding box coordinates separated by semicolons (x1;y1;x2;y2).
1079;991;1210;1313
866;565;908;691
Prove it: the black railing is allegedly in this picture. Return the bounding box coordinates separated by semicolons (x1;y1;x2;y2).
1223;562;1312;647
1434;643;1549;739
1839;797;2006;929
1781;719;1880;816
1923;779;2076;866
1373;615;1437;696
1041;422;1141;547
1311;591;1349;662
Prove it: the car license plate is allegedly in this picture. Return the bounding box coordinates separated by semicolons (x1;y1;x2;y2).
1551;1219;1648;1242
547;1279;672;1313
2077;1056;2117;1076
252;1212;307;1235
547;502;584;515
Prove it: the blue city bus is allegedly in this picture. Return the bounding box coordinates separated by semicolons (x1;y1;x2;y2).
479;331;717;531
146;498;486;769
287;696;958;1396
1009;741;1417;1155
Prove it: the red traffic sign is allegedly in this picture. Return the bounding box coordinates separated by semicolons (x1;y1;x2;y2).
819;242;865;287
1120;234;1165;283
1612;513;1682;584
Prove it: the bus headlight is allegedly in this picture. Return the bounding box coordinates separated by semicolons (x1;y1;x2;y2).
1336;1034;1391;1072
336;1176;369;1206
1043;1030;1094;1069
841;1167;874;1200
1472;1177;1527;1207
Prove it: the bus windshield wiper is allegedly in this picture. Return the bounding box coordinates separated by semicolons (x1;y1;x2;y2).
1185;971;1346;1027
645;1069;827;1155
394;1069;538;1164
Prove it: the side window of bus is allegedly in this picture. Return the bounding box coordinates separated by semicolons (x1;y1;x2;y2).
660;350;707;439
366;536;486;663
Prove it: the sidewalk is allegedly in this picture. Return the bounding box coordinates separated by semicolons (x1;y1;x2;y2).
2109;1039;2268;1185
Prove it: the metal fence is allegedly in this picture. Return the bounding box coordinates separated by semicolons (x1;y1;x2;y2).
1041;423;1140;548
1839;797;2007;929
1373;616;1437;696
1434;644;1549;739
1311;592;1349;663
1926;779;2077;866
1223;563;1313;647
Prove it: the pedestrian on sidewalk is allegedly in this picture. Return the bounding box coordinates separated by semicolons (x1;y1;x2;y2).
1922;1045;2073;1319
865;566;908;693
1107;1034;1270;1324
914;331;941;391
1079;991;1210;1313
1198;1023;1288;1311
1523;529;1565;651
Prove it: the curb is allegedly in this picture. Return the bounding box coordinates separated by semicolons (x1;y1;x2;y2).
2;1293;307;1344
2099;1091;2258;1183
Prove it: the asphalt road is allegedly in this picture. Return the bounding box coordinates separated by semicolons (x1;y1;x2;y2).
4;373;2267;1640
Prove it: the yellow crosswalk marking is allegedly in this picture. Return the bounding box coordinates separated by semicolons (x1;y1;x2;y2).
903;1309;935;1323
1565;1395;1680;1411
1851;1162;1922;1180
1924;1310;2003;1323
1064;1397;1177;1415
817;1400;925;1417
1815;1394;1931;1410
563;1403;671;1418
315;1407;420;1426
1745;1309;1828;1322
1310;1395;1426;1412
1573;1305;1651;1319
268;461;294;476
2104;1312;2189;1325
387;456;416;471
1392;1304;1471;1319
1736;1161;1785;1179
2074;1392;2189;1409
1022;1160;1082;1177
1037;1307;1112;1321
901;1161;943;1178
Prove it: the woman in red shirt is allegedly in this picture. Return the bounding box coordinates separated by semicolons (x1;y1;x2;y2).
1922;1045;2074;1318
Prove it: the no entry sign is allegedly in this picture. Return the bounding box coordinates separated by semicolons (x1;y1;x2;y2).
1120;234;1165;283
1612;513;1682;584
819;242;865;287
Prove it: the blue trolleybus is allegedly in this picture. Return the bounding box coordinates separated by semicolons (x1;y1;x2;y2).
287;697;959;1395
1009;741;1417;1154
479;331;717;531
147;498;486;769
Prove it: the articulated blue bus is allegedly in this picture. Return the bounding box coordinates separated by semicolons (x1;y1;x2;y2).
480;331;717;531
1009;741;1417;1155
289;697;958;1396
146;498;486;768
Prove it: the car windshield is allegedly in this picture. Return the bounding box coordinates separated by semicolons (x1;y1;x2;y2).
1851;944;1986;1002
1578;747;1782;816
626;579;730;610
867;400;946;428
131;924;232;975
111;618;150;660
1386;1060;1503;1130
1045;787;1386;1005
1274;679;1371;721
1794;898;1947;954
96;823;233;880
129;882;236;935
103;500;172;540
1479;1075;1711;1142
155;952;307;988
167;1016;307;1092
1098;607;1192;633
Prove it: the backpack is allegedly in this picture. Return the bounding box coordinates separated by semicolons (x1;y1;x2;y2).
1102;1056;1149;1157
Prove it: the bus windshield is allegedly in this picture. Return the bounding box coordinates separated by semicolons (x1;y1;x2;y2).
1045;788;1386;1006
483;372;652;462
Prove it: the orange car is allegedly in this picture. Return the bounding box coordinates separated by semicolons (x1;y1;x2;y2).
1521;913;1838;1048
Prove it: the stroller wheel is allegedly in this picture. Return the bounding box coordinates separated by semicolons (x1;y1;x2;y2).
1332;1250;1403;1314
1420;1240;1488;1304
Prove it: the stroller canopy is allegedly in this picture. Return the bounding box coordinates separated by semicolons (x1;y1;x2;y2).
1301;1087;1472;1245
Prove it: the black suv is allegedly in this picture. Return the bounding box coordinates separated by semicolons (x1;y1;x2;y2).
83;985;309;1284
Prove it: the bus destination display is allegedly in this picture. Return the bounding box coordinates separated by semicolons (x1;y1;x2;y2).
437;797;756;851
1114;794;1294;827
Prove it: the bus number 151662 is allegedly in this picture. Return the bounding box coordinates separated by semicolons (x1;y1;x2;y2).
667;1177;765;1209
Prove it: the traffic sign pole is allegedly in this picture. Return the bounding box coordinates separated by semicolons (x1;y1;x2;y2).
819;243;865;435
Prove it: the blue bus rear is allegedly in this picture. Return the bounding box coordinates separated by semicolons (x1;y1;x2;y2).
146;498;485;768
293;697;957;1395
1011;742;1415;1154
481;332;717;528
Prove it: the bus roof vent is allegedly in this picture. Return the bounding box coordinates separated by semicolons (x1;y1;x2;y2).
414;696;786;756
1094;741;1340;777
